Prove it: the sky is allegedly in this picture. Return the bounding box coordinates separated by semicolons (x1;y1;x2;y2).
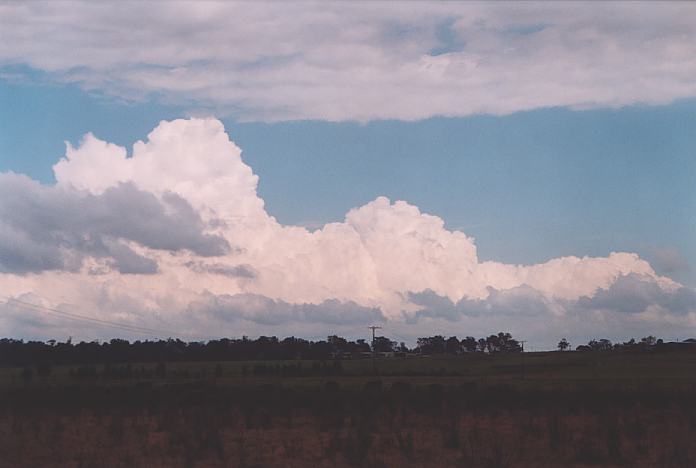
0;2;694;349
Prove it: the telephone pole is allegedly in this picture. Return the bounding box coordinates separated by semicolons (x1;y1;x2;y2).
368;325;382;373
519;340;527;380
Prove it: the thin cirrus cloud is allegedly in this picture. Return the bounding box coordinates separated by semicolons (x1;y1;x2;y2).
0;118;694;345
1;2;695;121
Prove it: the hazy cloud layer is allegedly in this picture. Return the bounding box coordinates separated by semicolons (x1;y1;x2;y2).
2;2;695;121
1;118;693;346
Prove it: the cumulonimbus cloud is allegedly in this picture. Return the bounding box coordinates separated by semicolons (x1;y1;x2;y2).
1;3;695;121
0;118;693;345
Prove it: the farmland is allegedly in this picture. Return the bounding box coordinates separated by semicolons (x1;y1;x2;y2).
3;347;696;467
4;344;696;387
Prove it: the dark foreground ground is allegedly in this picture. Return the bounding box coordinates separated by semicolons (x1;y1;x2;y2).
3;349;696;467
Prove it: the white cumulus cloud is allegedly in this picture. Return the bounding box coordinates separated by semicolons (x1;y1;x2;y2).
0;118;692;346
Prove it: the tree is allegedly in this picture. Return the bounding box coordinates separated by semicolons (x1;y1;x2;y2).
328;335;348;353
498;333;522;353
445;336;460;355
613;338;638;350
587;339;613;351
485;334;501;353
460;336;478;353
0;332;533;364
640;335;657;347
557;338;570;351
485;333;521;353
372;336;396;353
355;339;371;353
416;336;446;354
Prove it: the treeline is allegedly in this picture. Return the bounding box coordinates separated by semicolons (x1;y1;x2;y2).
415;333;522;354
0;332;522;366
571;335;679;352
2;333;685;367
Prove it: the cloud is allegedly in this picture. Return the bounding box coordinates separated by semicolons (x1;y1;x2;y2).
193;292;385;326
649;247;690;275
185;261;256;279
408;274;696;323
103;240;159;275
0;172;229;274
577;273;696;316
403;275;696;348
0;293;64;337
408;285;553;322
1;3;695;121
1;117;693;347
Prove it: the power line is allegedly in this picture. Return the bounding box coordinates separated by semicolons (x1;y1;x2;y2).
3;296;160;335
4;296;164;334
0;294;213;340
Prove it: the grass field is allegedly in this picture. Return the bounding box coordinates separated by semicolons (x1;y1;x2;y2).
4;349;696;467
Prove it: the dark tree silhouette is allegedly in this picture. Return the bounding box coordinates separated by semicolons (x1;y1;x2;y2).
445;336;460;355
0;331;535;366
416;336;446;354
460;336;478;353
640;335;657;346
587;339;613;351
485;333;522;353
372;336;396;353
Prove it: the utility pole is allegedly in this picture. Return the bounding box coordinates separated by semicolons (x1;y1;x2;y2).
519;340;527;380
368;325;382;374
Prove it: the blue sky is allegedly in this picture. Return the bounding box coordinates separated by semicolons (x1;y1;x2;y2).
2;79;694;287
1;2;695;345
